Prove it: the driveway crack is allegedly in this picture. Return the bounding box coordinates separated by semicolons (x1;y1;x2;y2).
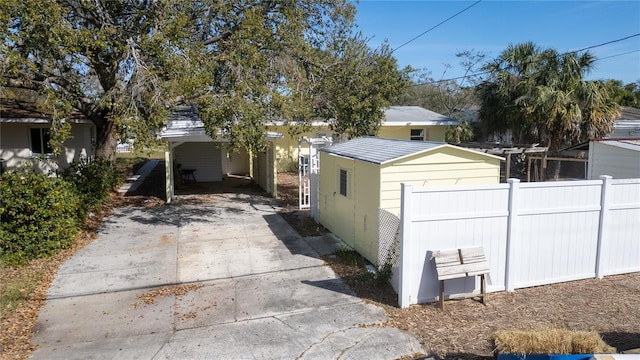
294;324;374;360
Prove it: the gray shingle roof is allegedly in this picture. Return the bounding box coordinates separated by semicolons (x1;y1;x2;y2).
320;137;445;164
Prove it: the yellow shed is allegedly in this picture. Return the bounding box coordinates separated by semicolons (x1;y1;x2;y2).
318;137;503;265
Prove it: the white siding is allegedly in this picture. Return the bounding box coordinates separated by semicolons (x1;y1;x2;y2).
588;141;640;179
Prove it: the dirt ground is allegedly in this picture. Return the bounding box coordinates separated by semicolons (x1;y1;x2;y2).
1;165;638;360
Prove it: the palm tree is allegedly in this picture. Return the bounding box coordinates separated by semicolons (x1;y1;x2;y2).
476;42;619;153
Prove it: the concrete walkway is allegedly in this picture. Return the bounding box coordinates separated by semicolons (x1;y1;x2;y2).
30;192;424;359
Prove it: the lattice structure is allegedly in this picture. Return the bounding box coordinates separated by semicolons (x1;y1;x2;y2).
377;208;400;267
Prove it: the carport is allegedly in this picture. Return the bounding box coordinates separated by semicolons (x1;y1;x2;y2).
160;105;282;203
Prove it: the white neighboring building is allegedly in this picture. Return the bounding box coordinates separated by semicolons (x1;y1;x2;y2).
588;139;640;180
0;102;95;174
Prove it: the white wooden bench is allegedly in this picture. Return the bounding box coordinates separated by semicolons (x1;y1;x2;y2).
432;247;490;310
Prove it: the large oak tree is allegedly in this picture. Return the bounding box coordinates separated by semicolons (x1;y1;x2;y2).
1;0;408;161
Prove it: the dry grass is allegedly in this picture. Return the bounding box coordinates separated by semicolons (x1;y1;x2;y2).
492;330;616;355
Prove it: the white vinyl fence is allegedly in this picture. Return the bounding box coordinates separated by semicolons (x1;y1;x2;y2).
396;176;640;308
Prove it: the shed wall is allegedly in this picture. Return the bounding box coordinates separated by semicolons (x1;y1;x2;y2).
380;147;501;215
588;142;640;179
319;152;382;264
352;160;381;264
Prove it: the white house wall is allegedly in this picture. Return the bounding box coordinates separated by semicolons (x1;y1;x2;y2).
588;141;640;179
0;122;94;172
174;142;222;182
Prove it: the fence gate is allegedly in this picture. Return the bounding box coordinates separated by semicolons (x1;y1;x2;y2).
298;137;332;222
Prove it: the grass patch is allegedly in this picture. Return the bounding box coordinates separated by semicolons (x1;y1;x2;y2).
0;261;46;318
334;245;363;267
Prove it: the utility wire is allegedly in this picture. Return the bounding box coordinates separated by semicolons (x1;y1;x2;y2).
392;0;483;53
411;33;640;86
567;33;640;54
596;49;640;61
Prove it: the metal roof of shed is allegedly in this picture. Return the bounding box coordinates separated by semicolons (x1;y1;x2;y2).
320;137;502;165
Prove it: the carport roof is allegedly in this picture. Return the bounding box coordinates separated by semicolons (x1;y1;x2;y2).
160;104;282;141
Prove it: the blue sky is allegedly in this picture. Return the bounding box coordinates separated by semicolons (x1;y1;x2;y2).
354;1;640;84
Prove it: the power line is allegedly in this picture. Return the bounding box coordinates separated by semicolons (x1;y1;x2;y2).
597;49;640;61
568;33;640;54
411;33;640;86
392;0;483;54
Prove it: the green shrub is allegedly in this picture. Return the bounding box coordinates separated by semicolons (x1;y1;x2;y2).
58;157;121;210
0;170;83;264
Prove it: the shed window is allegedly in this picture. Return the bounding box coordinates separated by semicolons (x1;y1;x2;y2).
30;128;53;154
410;129;424;141
339;169;347;197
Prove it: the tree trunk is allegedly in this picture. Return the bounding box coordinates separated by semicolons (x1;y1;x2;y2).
93;117;117;163
546;159;562;180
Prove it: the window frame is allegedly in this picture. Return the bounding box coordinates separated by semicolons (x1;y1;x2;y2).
410;128;425;141
30;128;53;154
339;168;348;197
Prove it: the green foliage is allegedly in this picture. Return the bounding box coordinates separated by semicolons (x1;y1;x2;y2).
1;0;404;160
604;80;640;108
334;245;361;267
373;261;394;287
446;119;477;143
312;39;411;139
0;170;82;264
58;157;121;209
476;42;619;151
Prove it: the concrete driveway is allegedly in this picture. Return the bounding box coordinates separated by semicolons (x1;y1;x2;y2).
29;192;424;359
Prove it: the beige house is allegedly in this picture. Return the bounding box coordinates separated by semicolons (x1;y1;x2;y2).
270;106;458;172
318;137;502;265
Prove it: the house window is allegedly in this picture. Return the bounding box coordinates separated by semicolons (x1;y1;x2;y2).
410;129;424;141
339;169;348;197
30;128;53;154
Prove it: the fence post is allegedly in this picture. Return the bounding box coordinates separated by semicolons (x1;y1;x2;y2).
398;183;413;308
595;175;612;279
505;178;520;292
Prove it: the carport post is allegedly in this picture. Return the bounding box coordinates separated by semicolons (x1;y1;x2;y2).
165;149;174;203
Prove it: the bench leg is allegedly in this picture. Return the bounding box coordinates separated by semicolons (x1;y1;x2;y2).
439;280;445;310
480;274;487;305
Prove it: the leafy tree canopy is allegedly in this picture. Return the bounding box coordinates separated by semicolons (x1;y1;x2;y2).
603;79;640;109
1;0;409;160
475;42;619;152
